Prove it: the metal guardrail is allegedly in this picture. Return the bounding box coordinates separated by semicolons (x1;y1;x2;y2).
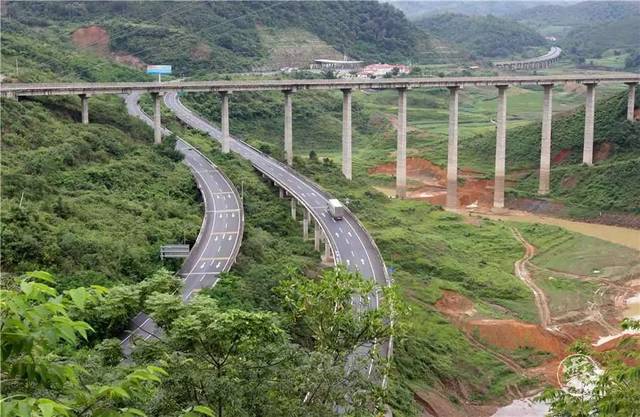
160;244;190;259
131;95;244;274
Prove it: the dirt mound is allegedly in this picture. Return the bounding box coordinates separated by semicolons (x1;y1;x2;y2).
594;142;614;162
415;389;497;417
560;175;578;190
71;25;109;55
71;25;145;69
112;53;145;69
369;157;445;183
435;290;476;319
552;148;572;164
191;43;212;61
464;319;568;357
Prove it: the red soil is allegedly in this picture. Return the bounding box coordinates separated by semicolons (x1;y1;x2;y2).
435;290;476;319
369;157;496;208
71;25;145;69
464;319;568;357
594;141;614;162
552;148;571;164
71;25;110;55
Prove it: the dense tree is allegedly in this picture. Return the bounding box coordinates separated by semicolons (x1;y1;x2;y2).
137;267;397;417
414;13;546;58
0;272;168;416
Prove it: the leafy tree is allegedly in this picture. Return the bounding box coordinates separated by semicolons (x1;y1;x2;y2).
0;271;168;416
539;319;640;416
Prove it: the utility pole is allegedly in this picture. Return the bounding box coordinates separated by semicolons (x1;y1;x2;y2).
15;58;18;77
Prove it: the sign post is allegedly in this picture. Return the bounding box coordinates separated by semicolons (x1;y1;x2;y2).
146;65;172;82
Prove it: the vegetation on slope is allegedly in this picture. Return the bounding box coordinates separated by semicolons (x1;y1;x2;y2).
414;12;546;58
462;90;640;214
511;1;640;28
0;95;201;288
5;1;434;76
561;16;640;62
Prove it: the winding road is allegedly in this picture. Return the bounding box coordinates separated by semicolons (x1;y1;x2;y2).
162;92;391;361
120;92;243;354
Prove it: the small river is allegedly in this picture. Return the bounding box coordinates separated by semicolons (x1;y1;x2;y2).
477;211;639;251
483;210;639;416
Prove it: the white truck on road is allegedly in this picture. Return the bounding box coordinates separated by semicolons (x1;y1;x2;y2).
327;199;345;220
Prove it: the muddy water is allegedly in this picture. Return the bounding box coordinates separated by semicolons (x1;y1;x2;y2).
491;397;549;417
624;293;640;320
476;211;640;251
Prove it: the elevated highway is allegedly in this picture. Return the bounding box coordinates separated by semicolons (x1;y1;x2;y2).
494;46;563;70
120;92;243;353
1;73;638;97
162;91;392;366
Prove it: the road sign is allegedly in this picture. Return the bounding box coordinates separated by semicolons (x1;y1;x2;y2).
160;244;190;259
146;65;172;75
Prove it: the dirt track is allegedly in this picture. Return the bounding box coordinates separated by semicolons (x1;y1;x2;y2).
510;227;553;330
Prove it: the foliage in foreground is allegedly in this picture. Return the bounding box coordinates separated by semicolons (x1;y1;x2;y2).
0;271;169;416
1;268;398;417
540;320;640;417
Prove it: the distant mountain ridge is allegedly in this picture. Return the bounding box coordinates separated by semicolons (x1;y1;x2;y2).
414;13;547;58
5;1;435;76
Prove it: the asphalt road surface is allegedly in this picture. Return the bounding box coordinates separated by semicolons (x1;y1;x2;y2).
164;93;392;373
120;92;243;354
164;92;388;290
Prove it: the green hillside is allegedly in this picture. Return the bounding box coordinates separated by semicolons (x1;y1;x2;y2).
561;16;640;61
511;1;640;27
462;90;640;215
5;1;434;76
0;95;202;288
414;13;546;58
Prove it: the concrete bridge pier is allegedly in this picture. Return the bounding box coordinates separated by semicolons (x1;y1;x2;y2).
446;86;460;208
220;91;231;153
396;87;408;199
303;209;310;240
151;92;163;145
538;84;553;195
342;88;352;180
582;83;597;165
627;82;637;122
279;188;284;199
322;233;333;264
290;198;297;220
493;85;508;211
283;89;294;165
314;220;321;251
79;94;90;124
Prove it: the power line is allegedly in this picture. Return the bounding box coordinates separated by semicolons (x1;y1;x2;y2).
56;2;286;81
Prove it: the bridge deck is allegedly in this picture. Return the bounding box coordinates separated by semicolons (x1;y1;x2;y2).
2;74;639;97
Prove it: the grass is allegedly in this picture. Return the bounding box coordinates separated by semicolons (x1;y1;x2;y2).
513;222;640;280
533;271;599;317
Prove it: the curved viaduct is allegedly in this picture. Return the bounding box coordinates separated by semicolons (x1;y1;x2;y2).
120;92;243;353
494;46;562;70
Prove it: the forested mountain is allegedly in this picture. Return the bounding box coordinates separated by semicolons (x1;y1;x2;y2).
511;0;640;27
414;13;547;58
389;0;550;19
561;16;640;60
4;1;433;76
